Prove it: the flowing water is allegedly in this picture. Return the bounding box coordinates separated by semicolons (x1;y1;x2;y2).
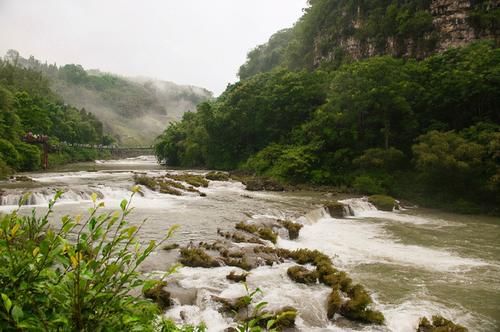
0;156;498;331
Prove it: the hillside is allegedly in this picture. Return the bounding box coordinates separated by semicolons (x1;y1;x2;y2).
239;0;498;78
4;50;213;146
154;0;500;214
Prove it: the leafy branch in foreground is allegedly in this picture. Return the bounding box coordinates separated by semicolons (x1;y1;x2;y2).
0;188;183;331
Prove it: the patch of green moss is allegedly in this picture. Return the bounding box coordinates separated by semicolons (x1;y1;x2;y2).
417;315;468;332
133;175;158;191
278;220;303;240
368;195;396;211
327;289;342;319
143;281;171;310
179;247;220;268
324;201;347;218
287;265;318;284
235;222;277;244
166;173;209;187
340;284;384;324
205;171;230;181
226;271;248;283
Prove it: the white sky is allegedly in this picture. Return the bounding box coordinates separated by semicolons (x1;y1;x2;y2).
0;0;307;95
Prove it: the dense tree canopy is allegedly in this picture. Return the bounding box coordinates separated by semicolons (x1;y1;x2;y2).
155;41;500;212
0;58;111;175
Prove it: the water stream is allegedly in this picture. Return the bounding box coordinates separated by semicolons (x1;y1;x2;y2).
0;156;498;331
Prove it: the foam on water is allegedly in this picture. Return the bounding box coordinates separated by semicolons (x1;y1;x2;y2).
95;155;158;165
279;216;488;272
340;198;452;226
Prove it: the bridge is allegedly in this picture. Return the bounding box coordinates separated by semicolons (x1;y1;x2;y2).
23;133;154;169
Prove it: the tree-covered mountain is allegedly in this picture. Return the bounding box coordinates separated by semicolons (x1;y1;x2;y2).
4;50;213;146
239;0;498;78
0;56;112;176
155;0;499;214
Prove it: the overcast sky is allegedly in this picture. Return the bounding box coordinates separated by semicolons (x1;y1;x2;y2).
0;0;307;95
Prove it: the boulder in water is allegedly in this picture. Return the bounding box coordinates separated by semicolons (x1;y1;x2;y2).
143;281;172;310
324;201;350;218
278;220;303;240
226;271;248;283
179;247;220;268
416;315;468;332
368;195;397;211
205;171;230;181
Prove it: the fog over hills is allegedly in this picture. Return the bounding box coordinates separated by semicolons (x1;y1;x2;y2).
4;50;213;146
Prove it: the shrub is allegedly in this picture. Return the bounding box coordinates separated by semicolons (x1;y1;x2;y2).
0;139;20;168
353;175;386;195
15;142;40;171
0;189;180;331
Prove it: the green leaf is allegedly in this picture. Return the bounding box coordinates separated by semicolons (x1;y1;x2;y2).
11;305;23;322
120;199;128;211
1;293;12;312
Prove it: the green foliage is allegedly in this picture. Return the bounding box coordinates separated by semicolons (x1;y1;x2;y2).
14;142;40;171
353;175;386;195
0;190;184;331
155;41;499;213
0;139;20;168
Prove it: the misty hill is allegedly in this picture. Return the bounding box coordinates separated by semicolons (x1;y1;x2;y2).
4;50;213;146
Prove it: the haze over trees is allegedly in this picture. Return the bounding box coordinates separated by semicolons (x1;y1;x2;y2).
155;0;499;213
4;50;213;146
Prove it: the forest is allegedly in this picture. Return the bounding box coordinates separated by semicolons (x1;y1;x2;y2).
0;57;112;178
155;40;499;213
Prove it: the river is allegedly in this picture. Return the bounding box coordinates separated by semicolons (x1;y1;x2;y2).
0;156;498;332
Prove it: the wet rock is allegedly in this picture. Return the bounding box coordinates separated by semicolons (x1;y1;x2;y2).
272;306;298;330
212;295;249;313
133;175;157;191
162;243;179;251
244;177;284;192
165;281;198;306
339;284;384;325
143;281;172;310
179;247;220;268
226;271;248;283
327;289;342;319
278;220;303;240
235;221;277;244
324;201;350;218
165;173;209;188
416;316;468;332
287;265;318;284
368;195;397;211
205;171;230;181
14;175;34;182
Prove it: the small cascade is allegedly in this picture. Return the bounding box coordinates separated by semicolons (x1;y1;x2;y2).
297;207;330;224
0;189;93;207
339;197;378;216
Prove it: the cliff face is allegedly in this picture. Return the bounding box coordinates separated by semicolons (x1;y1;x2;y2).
312;0;498;65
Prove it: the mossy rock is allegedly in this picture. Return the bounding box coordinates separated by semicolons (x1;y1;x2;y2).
273;306;298;329
287;265;318;284
162;243;179;251
226;271;248;283
245;177;284;191
278;220;303;240
205;171;230;181
324;201;348;218
212;295;249;313
179;247;220;268
166;173;209;187
133;175;158;191
368;195;397;211
143;281;172;310
417;315;468;332
235;222;277;244
339;284;385;324
327;289;342;319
